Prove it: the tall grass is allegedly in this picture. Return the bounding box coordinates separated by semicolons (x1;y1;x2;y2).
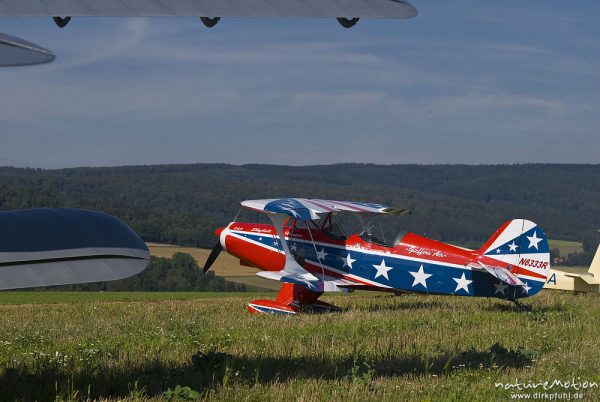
0;291;599;401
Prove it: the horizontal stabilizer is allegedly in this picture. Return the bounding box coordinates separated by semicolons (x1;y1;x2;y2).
471;262;525;287
0;208;150;290
0;0;417;18
564;273;600;285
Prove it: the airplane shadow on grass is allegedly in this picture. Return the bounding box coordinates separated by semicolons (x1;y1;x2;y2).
0;342;532;400
346;299;447;313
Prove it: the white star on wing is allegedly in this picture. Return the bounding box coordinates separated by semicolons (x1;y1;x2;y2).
409;264;432;289
453;273;473;293
508;241;518;252
526;231;542;250
494;282;508;295
372;259;393;280
316;248;327;261
342;253;356;269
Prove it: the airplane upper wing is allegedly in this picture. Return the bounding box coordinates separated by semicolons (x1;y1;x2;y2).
0;208;150;290
0;0;417;18
241;198;411;221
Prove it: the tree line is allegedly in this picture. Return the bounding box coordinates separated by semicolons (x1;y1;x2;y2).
1;163;598;266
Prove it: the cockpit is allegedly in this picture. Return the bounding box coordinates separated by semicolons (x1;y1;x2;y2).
292;211;408;248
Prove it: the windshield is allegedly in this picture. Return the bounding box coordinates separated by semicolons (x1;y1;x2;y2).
314;212;407;247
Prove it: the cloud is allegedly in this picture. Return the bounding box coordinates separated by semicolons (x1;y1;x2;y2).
0;2;599;167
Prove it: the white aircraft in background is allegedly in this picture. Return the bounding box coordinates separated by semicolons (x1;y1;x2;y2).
544;244;600;293
0;0;417;66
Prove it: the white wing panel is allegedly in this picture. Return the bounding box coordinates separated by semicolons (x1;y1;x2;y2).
0;0;417;18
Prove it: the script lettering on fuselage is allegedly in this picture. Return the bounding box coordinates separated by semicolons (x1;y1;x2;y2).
406;246;447;259
518;258;548;269
250;228;272;234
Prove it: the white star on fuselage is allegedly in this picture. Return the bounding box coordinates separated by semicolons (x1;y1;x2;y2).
527;231;542;250
453;273;473;293
508;241;518;252
494;281;508;295
316;248;327;261
372;259;393;280
522;281;531;293
409;264;432;289
342;253;356;269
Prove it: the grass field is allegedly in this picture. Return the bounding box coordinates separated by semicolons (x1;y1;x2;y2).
1;290;599;401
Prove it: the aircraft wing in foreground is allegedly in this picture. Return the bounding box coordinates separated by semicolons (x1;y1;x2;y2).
0;0;417;19
0;208;150;290
0;0;417;65
205;198;551;314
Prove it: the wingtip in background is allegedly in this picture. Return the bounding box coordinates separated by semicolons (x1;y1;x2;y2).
0;32;55;67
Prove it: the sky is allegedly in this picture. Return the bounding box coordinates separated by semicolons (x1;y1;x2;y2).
0;0;599;168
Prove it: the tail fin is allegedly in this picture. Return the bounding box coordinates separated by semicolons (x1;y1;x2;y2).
589;244;600;277
478;219;551;293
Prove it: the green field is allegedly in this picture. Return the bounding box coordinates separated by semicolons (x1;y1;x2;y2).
1;291;599;401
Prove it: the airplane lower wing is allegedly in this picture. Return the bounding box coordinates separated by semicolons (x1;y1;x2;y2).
257;270;352;292
0;208;150;290
0;0;417;18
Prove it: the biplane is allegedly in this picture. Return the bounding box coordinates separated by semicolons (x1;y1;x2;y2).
203;198;552;314
0;208;150;290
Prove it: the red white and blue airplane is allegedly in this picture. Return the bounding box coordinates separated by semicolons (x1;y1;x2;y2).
203;198;551;314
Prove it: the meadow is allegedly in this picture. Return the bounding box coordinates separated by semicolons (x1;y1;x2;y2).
1;290;599;401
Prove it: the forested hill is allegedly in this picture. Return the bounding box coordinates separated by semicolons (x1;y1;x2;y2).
0;164;598;256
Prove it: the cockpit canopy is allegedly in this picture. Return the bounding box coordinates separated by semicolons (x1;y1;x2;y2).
292;211;409;248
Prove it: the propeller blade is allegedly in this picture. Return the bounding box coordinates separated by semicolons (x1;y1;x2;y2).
203;241;223;273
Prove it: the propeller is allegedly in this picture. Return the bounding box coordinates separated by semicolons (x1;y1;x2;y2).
203;240;223;273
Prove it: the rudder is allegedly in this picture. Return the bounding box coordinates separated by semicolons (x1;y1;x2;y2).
478;219;551;295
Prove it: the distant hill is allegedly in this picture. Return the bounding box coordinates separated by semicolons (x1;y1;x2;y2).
0;164;598;263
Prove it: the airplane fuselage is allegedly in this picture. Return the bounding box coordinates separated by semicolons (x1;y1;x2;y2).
218;222;546;300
